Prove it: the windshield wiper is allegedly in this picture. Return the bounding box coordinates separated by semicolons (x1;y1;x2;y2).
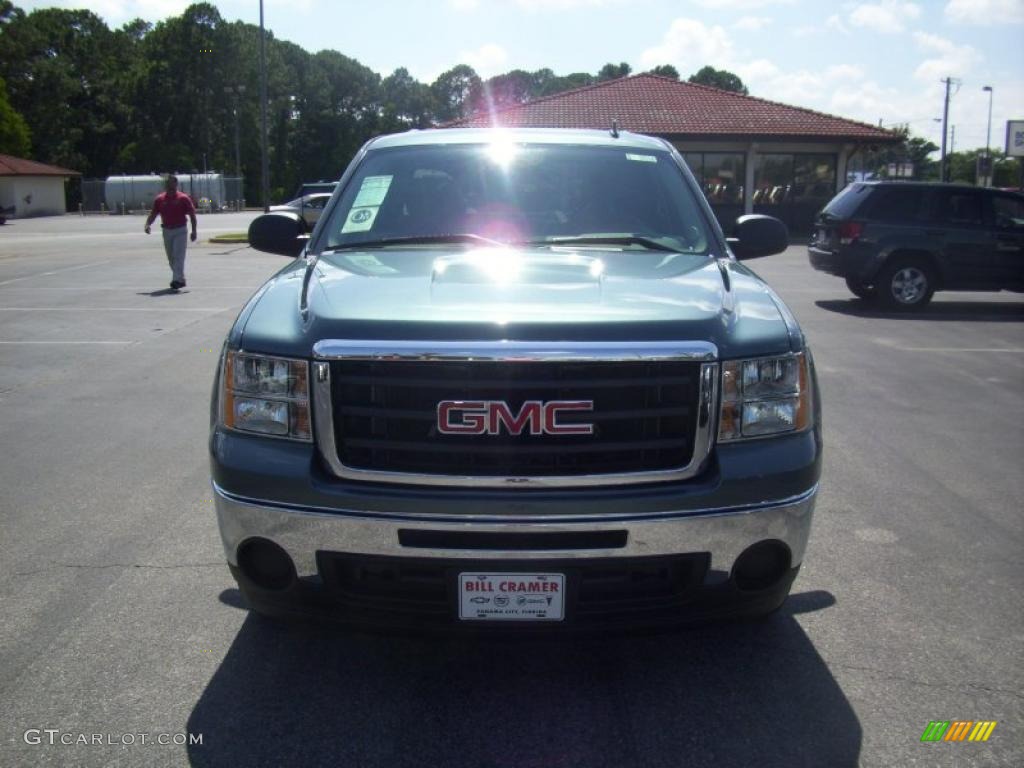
321;233;507;253
525;235;682;253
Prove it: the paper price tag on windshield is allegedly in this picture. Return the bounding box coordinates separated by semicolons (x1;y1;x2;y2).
352;175;393;207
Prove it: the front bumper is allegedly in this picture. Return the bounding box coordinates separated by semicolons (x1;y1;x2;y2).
214;483;817;630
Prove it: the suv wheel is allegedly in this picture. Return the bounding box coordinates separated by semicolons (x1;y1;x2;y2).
844;276;875;300
878;258;935;310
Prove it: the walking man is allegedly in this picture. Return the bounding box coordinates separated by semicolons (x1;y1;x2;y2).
145;175;197;290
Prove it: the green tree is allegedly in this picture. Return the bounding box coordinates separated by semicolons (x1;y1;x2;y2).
597;62;631;81
0;75;30;156
431;64;481;122
381;67;435;130
688;65;748;95
0;6;137;174
647;64;679;79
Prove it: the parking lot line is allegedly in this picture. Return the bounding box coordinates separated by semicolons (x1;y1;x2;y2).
0;340;138;345
0;259;116;286
0;307;230;312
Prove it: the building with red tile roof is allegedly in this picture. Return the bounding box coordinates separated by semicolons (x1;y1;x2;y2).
445;74;901;233
0;154;79;218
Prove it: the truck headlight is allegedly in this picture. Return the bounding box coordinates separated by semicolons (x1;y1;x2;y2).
718;352;812;441
221;351;311;441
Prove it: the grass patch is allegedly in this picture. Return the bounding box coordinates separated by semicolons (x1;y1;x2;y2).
208;232;248;244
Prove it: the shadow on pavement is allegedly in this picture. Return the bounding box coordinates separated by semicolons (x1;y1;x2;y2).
188;589;859;768
137;288;185;297
815;298;1024;322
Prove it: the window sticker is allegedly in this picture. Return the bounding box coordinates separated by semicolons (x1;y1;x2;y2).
352;175;393;207
341;206;379;233
341;175;393;233
626;153;658;163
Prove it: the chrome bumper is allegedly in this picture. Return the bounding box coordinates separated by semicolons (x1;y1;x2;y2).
214;484;818;578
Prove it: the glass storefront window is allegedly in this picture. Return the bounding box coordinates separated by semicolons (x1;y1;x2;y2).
702;153;745;205
793;155;837;203
754;154;794;206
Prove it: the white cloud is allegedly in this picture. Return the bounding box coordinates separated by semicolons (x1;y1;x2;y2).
690;0;795;8
825;64;865;81
512;0;624;10
639;18;735;73
447;0;481;10
848;1;921;34
791;24;817;37
945;0;1024;25
733;16;773;30
912;32;980;82
825;14;849;34
458;43;509;78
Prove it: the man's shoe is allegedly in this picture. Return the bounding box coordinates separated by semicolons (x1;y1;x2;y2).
169;280;182;290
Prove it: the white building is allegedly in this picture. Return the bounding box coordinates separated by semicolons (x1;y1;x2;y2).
0;154;79;218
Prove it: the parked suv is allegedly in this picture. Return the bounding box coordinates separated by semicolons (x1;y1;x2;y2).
809;181;1024;308
212;128;820;631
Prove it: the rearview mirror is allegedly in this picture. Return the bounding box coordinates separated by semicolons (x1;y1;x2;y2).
727;214;789;260
248;212;309;257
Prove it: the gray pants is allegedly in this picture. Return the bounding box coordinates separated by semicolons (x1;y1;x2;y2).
162;226;187;284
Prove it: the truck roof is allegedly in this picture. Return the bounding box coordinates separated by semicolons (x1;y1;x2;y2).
368;127;669;151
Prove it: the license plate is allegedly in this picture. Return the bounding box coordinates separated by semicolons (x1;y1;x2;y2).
458;572;565;621
817;228;828;244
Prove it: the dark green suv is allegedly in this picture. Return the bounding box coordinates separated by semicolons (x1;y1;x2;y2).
808;181;1024;309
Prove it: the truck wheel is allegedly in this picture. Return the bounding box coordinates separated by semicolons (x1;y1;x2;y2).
877;258;935;310
844;276;875;301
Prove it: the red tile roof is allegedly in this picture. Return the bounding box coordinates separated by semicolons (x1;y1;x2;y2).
0;154;80;177
445;74;899;142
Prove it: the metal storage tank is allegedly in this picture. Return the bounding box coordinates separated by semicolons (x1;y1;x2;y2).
103;175;164;213
104;173;228;212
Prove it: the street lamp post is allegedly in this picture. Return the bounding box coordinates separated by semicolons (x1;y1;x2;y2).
982;85;994;187
259;0;270;213
223;85;245;179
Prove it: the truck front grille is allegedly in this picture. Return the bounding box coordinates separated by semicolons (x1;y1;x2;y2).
327;358;704;478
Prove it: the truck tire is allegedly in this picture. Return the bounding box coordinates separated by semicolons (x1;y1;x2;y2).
844;276;875;301
877;257;935;310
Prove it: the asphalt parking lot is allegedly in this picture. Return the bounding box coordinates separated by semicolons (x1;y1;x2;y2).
0;213;1021;768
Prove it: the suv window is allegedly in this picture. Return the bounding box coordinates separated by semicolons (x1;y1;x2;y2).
991;193;1024;229
863;186;927;223
932;189;984;226
821;183;869;218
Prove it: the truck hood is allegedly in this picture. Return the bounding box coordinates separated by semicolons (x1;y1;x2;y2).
237;247;800;359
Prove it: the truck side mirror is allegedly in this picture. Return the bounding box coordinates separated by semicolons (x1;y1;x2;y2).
248;212;308;257
727;214;789;260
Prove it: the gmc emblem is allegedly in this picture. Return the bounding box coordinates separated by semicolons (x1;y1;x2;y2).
437;400;594;436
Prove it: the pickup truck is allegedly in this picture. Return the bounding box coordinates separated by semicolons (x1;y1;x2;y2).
210;128;822;630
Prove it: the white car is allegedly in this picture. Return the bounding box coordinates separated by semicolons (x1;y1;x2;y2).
269;193;332;229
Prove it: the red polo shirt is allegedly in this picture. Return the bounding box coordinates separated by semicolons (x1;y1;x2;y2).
150;191;196;229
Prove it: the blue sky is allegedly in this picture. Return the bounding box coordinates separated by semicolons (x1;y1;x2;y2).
19;0;1024;152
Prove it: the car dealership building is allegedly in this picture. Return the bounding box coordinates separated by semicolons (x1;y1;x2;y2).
447;74;900;234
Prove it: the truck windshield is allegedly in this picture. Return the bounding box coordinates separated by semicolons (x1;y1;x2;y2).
315;143;712;255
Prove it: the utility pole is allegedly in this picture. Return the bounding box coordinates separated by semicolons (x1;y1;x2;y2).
982;85;994;187
258;0;270;214
939;77;960;183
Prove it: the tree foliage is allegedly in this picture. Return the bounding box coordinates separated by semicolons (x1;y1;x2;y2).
597;62;631;82
647;64;679;80
687;65;748;95
0;75;30;156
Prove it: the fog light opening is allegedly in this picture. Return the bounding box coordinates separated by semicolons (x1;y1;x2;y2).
732;540;791;592
237;537;296;591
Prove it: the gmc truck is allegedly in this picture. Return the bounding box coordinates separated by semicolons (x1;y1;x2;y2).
210;128;822;630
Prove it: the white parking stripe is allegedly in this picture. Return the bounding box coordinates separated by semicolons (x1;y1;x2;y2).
0;260;116;286
0;307;229;312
